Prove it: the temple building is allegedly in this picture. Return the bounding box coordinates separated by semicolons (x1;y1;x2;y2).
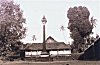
19;16;71;61
21;36;71;58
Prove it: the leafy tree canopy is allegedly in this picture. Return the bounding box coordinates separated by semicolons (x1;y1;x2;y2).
0;0;26;57
67;6;96;53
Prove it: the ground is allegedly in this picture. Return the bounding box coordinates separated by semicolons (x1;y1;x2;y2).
0;60;100;65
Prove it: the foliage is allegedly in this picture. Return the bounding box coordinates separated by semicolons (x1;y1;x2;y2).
67;6;96;53
0;0;26;57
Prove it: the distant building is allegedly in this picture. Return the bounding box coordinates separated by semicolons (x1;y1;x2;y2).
20;36;71;58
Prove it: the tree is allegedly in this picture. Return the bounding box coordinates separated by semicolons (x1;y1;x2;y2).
32;35;36;41
0;0;26;57
67;6;96;53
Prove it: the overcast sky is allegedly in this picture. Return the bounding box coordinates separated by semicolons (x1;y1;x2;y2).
14;0;100;44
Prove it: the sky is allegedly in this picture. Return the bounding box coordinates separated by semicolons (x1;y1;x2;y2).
14;0;100;44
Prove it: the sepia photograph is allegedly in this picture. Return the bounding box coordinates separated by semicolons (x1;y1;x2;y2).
0;0;100;65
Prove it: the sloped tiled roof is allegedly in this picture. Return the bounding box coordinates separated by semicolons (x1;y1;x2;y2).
24;42;71;51
24;36;71;51
45;36;57;43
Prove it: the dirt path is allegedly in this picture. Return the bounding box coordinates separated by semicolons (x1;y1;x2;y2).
0;60;100;65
